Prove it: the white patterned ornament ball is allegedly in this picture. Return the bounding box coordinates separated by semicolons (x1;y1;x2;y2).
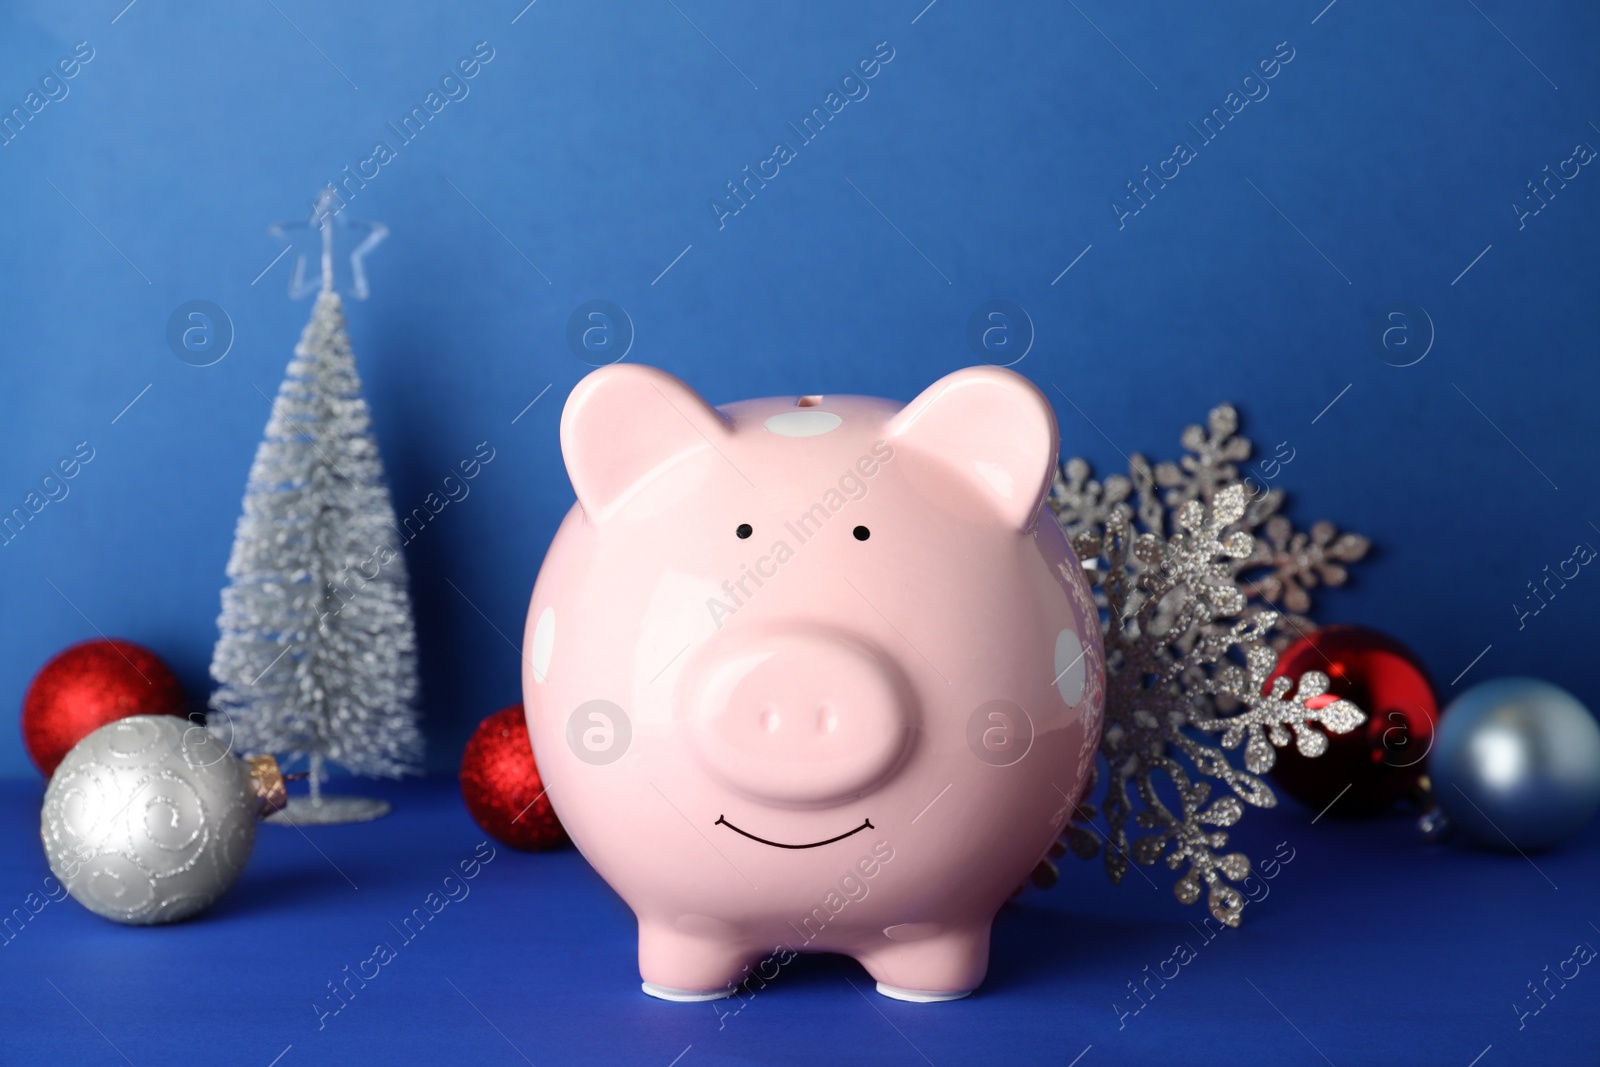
40;715;256;925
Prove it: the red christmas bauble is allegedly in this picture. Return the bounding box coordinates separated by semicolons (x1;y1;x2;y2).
1266;625;1438;818
22;639;187;777
460;704;566;851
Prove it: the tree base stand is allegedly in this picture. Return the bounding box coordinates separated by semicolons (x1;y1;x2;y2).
264;795;391;826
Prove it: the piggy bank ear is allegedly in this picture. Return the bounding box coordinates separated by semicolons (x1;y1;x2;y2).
887;366;1059;531
560;364;731;522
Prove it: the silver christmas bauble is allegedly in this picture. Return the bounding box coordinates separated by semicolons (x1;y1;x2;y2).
1432;678;1600;851
40;715;257;924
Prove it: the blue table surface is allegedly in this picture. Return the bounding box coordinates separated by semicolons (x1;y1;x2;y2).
2;776;1595;1066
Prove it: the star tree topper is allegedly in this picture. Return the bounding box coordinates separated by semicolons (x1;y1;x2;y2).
269;186;388;300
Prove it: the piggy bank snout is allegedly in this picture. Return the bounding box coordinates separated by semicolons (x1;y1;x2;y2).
684;629;914;806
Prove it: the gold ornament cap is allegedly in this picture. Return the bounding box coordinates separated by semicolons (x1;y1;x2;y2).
245;755;290;816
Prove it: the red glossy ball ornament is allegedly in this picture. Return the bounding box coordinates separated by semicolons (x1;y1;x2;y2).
22;639;187;778
1265;625;1438;818
460;704;567;850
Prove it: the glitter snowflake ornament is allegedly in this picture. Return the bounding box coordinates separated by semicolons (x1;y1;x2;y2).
1048;405;1370;926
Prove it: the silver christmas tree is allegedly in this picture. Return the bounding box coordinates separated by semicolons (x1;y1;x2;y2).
209;196;419;824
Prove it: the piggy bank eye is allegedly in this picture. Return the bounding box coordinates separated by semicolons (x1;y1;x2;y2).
852;526;871;541
736;523;753;539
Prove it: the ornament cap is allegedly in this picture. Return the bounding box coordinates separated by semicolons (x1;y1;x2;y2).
245;754;290;816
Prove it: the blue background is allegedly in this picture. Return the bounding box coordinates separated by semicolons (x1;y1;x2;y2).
2;1;1598;1062
2;0;1598;776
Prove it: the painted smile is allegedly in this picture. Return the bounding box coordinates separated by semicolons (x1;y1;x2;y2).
714;815;874;850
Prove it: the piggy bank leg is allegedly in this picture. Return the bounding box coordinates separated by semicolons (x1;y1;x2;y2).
855;924;989;1003
638;921;752;1002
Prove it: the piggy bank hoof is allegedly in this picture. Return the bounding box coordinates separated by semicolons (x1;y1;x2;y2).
875;982;972;1003
641;981;735;1003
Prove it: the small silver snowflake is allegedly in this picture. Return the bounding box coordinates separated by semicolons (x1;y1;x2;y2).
1049;457;1131;538
1152;404;1251;510
1243;515;1372;619
1050;407;1370;926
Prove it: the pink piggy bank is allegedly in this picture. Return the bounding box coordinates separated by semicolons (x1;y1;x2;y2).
522;364;1103;1003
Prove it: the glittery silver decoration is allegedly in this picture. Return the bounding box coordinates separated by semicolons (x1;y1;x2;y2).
40;716;256;925
1049;406;1371;926
208;290;422;786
